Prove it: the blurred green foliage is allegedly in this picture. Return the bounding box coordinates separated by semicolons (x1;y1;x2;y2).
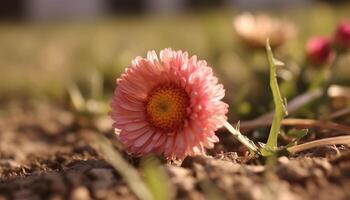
0;4;349;119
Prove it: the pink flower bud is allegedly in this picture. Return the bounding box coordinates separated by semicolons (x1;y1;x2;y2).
334;21;350;50
306;37;333;66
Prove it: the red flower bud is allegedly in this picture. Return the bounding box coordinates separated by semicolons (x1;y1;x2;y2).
306;37;333;66
334;21;350;50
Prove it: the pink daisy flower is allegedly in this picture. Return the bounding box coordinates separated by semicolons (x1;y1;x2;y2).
110;48;228;159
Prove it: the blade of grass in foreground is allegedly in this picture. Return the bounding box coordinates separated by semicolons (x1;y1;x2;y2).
92;133;154;200
262;40;288;156
141;157;174;200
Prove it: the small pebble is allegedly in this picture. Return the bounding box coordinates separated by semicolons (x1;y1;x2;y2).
70;187;91;200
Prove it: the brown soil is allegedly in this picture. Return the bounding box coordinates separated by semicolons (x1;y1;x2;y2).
1;102;350;200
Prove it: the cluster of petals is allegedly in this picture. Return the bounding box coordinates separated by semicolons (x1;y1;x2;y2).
233;12;296;48
334;21;350;50
110;48;228;160
306;20;350;66
306;36;334;66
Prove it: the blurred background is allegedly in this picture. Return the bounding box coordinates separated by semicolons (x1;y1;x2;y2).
0;0;349;121
1;2;350;199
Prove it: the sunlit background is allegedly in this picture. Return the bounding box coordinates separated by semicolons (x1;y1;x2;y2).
0;1;350;199
0;0;349;120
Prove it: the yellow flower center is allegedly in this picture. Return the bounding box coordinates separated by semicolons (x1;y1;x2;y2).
146;83;190;132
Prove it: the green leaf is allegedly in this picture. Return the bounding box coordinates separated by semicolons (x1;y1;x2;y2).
262;40;288;156
286;128;308;139
284;129;308;147
223;121;261;155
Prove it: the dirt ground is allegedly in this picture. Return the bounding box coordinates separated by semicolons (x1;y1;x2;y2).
1;102;350;200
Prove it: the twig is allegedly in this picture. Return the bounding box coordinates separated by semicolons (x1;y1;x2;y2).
245;88;323;132
288;135;350;154
239;118;350;134
328;107;350;120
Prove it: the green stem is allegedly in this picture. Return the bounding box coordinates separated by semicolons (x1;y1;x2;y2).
308;54;339;92
223;121;260;154
308;67;329;91
263;41;287;156
322;54;340;99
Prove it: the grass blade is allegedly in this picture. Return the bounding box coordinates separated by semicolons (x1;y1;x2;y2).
92;133;154;200
141;157;174;200
67;82;85;111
